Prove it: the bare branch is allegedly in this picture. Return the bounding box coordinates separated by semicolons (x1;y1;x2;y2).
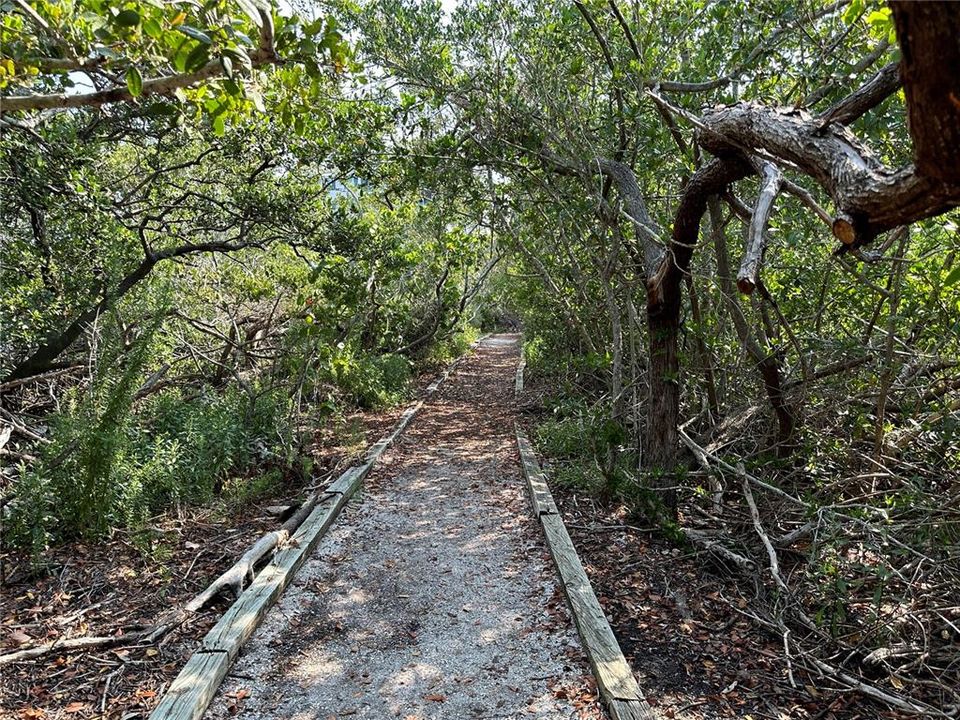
738;162;783;295
742;473;788;591
817;61;901;127
537;148;664;277
803;41;893;109
780;177;832;226
699;102;960;245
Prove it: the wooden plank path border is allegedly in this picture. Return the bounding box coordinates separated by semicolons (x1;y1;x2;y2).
515;356;525;398
149;336;490;720
515;368;654;720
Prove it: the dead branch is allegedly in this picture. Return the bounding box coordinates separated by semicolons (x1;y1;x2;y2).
809;657;952;717
0;612;184;667
738;161;783;295
185;492;321;612
741;473;787;591
679;428;806;507
680;527;756;574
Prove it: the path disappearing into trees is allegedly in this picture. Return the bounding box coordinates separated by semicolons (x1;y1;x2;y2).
207;336;602;720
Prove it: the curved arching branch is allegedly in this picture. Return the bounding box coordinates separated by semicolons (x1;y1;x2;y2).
699;102;960;246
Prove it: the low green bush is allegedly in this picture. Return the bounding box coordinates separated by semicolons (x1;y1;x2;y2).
6;379;296;550
327;345;412;408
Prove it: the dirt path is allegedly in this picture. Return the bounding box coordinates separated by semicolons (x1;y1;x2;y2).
207;335;602;720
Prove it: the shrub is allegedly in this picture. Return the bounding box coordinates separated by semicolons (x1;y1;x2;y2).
327;346;412;408
6;378;297;550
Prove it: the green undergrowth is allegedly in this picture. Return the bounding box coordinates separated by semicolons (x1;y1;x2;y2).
6;380;298;557
4;320;480;559
524;332;677;525
420;324;480;370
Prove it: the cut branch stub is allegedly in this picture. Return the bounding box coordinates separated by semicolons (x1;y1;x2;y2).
832;212;857;245
699;102;960;241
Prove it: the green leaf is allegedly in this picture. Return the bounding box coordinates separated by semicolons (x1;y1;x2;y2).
866;8;892;26
842;0;865;25
184;43;210;72
143;17;162;39
224;47;253;73
235;0;263;28
172;38;193;72
247;86;265;112
220;54;233;79
943;266;960;287
180;25;212;44
114;9;141;27
125;65;143;96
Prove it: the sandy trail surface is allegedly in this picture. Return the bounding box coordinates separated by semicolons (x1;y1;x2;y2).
207;335;602;720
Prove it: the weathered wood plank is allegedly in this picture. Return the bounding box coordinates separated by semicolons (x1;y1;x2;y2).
515;358;525;396
540;514;643;704
515;426;558;516
425;367;454;394
376;402;422;450
516;426;655;720
608;698;656;720
325;465;364;497
148;650;230;720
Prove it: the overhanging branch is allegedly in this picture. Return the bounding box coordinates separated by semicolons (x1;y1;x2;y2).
1;8;277;114
699;102;960;245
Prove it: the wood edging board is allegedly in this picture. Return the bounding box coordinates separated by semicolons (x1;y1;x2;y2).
515;422;655;720
148;343;484;720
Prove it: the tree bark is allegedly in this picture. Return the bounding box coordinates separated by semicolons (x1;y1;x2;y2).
890;1;960;183
645;158;753;511
685;275;719;422
699;102;960;246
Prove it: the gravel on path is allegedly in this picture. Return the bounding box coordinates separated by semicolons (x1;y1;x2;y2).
207;334;603;720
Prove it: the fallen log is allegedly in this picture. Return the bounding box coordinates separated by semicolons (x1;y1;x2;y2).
0;611;185;667
0;495;324;668
185;493;321;613
0;635;133;666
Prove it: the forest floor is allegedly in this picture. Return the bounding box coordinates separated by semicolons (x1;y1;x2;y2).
2;336;892;720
